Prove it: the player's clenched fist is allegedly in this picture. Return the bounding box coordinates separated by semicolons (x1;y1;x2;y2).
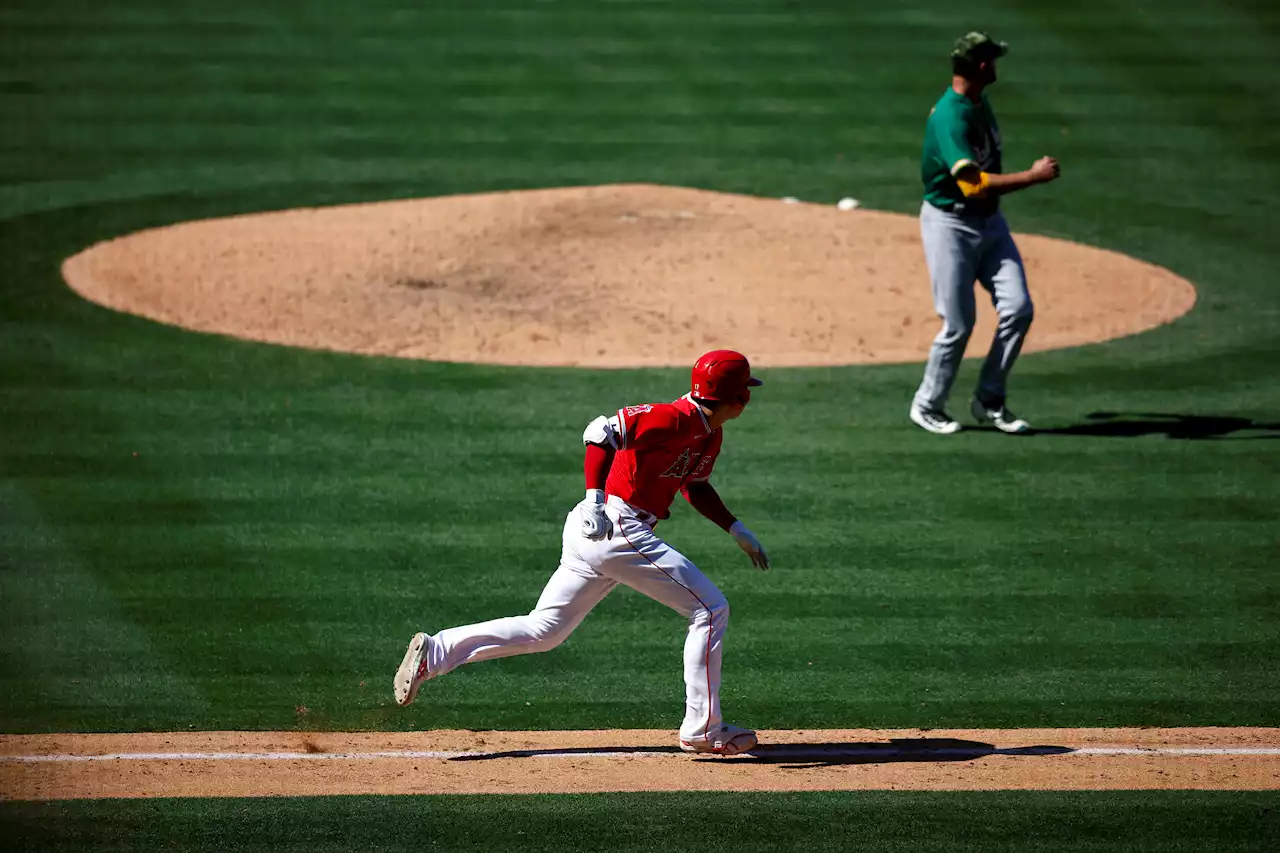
1030;156;1060;183
729;521;770;570
578;492;614;541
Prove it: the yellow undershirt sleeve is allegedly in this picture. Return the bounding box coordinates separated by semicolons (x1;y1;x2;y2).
955;171;991;198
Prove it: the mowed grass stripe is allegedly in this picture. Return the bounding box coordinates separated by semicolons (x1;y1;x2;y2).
0;0;1277;741
2;791;1278;852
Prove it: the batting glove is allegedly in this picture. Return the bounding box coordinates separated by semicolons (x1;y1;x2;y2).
729;520;770;570
579;490;613;541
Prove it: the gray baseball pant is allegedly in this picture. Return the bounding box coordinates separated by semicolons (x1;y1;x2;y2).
912;200;1034;413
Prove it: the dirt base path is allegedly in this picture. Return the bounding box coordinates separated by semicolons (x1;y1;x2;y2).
3;728;1277;800
61;184;1196;368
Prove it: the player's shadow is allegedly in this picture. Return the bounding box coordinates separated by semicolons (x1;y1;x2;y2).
448;738;1072;769
707;738;1072;769
1021;411;1278;440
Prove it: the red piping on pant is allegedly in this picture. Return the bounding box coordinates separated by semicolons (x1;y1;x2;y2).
618;518;715;740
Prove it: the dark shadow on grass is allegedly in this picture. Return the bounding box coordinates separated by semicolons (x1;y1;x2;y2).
994;411;1279;440
449;737;1073;769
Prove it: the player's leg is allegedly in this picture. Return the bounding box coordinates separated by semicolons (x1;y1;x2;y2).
394;512;616;705
911;202;980;428
602;514;739;747
428;559;616;676
972;213;1034;431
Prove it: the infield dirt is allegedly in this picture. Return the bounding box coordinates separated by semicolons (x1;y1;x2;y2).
3;728;1277;800
61;184;1196;368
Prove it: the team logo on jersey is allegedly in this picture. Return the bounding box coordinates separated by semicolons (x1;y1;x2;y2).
623;405;654;417
691;455;714;479
660;449;702;479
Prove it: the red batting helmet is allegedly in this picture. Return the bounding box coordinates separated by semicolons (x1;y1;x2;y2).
691;349;763;405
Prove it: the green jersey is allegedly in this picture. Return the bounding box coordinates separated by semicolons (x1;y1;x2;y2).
921;87;1002;215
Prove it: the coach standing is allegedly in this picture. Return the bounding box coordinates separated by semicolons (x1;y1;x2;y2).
909;32;1060;436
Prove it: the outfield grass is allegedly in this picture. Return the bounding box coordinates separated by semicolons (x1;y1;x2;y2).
1;0;1277;848
2;0;1277;736
3;791;1279;853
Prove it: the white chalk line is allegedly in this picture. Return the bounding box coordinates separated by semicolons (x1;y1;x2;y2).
5;750;471;763
1077;747;1280;756
4;746;1280;764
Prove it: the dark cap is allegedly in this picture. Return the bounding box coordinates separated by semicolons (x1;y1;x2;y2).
950;31;1008;63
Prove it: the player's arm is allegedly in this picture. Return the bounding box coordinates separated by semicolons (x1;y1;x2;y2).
936;106;1059;199
681;480;770;571
578;415;620;541
955;159;1059;198
681;480;736;531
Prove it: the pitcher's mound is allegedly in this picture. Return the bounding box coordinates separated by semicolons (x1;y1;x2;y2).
62;184;1195;367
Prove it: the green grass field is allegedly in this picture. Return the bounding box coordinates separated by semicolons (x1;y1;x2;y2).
2;0;1278;849
4;792;1278;853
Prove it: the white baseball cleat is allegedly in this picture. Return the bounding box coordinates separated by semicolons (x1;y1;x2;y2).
970;398;1031;434
394;632;434;707
909;405;962;435
679;724;758;756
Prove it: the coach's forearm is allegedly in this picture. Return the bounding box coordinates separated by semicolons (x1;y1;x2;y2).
984;169;1049;196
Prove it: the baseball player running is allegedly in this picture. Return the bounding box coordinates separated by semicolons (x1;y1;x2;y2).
394;350;770;756
910;31;1061;436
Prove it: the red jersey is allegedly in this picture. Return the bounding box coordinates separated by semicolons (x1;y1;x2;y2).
606;395;724;519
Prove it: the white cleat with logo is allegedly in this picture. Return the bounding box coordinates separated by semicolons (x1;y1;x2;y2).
971;398;1031;434
679;724;758;756
394;632;434;706
910;406;962;435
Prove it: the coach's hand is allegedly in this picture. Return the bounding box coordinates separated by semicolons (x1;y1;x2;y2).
579;496;614;541
730;521;770;571
1030;156;1060;183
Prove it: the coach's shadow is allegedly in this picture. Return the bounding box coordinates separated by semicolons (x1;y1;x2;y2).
1024;411;1279;440
449;738;1072;769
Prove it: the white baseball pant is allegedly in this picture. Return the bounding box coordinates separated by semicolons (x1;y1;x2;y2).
421;496;730;742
